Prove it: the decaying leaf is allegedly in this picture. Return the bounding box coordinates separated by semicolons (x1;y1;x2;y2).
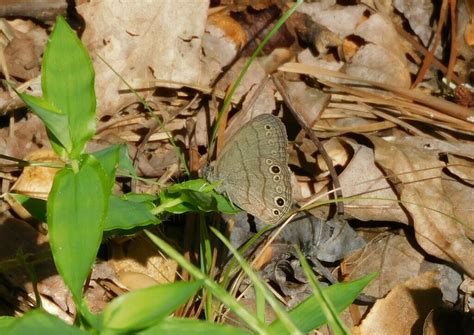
78;0;209;116
11;149;61;200
353;271;444;335
371;136;474;277
337;138;409;223
108;234;178;290
342;233;462;303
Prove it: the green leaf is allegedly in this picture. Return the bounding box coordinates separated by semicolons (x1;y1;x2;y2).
296;248;349;334
145;231;268;334
104;194;160;231
16;93;71;156
0;316;15;330
92;144;121;191
47;155;109;301
117;143;137;177
8;193;46;222
102;280;202;332
158;179;238;215
2;309;87;335
137;318;252;335
268;273;378;334
123;193;157;202
42;16;96;158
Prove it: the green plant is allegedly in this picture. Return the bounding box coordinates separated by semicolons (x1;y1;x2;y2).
1;8;376;335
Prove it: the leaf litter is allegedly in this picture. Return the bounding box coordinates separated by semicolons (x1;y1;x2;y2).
0;0;473;333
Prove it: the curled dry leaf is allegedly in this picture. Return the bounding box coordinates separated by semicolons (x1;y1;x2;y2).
446;154;474;185
108;235;177;291
370;136;474;277
276;79;330;127
11;149;61;200
353;271;444;335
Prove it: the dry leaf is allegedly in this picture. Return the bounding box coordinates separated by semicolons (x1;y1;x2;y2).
446;154;474;185
343;233;425;298
353;12;411;63
11;149;61;200
371;136;474;277
200;12;246;85
78;0;209;116
3;19;47;79
342;233;462;302
337;139;409;223
298;2;367;39
441;174;474;240
343;43;411;88
353;271;444;335
109;235;177;290
393;0;434;46
277;79;330;127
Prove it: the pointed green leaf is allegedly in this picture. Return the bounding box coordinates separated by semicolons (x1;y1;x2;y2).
42;16;96;158
47;155;108;301
2;309;87;335
104;194;160;231
269;273;377;334
92;144;121;191
17;93;71;156
102;280;202;332
158;179;238;215
137;318;252;335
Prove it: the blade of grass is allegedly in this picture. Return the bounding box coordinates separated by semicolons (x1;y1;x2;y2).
295;247;349;335
199;215;214;320
144;230;269;334
210;227;303;335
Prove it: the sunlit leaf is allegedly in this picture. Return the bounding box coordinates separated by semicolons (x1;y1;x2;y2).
47;155;109;301
102;281;202;332
2;310;86;335
42;16;96;158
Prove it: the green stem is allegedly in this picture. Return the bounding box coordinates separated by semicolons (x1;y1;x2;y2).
150;197;183;215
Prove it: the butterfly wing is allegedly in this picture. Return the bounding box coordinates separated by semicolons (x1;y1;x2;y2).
210;114;292;224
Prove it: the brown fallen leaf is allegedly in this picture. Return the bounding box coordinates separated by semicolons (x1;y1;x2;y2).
78;0;209;116
441;173;474;240
343;43;411;88
108;234;177;290
446;154;474;185
11;149;61;200
353;271;444;335
341;233;461;303
2;19;47;80
336;138;409;224
370;136;474;277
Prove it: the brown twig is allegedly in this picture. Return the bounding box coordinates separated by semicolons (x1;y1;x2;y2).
412;0;449;87
447;0;458;81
